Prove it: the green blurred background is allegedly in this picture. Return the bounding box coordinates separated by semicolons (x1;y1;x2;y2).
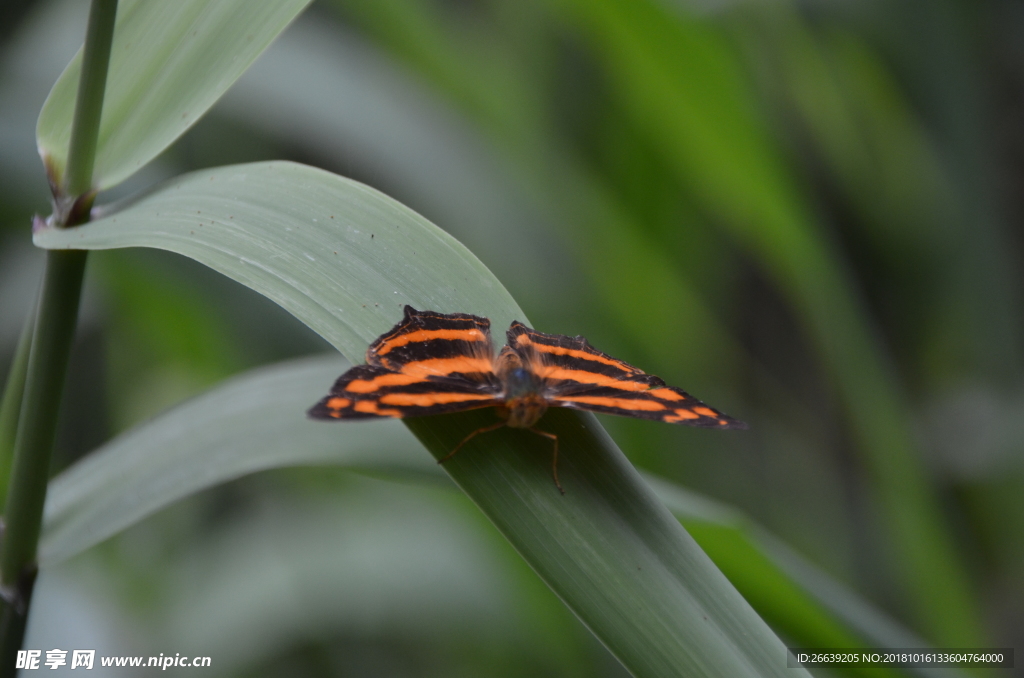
1;0;1022;675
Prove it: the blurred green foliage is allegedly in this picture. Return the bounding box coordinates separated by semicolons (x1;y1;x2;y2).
1;0;1022;675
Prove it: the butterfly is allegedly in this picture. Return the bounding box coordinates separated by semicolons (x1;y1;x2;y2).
309;306;746;492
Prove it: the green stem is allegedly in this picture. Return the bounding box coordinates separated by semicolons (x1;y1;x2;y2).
0;314;35;509
0;0;116;670
64;0;118;200
0;251;87;670
0;250;87;589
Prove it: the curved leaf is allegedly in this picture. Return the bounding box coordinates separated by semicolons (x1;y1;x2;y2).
405;409;800;678
36;161;523;359
36;161;804;678
36;0;311;191
40;354;432;566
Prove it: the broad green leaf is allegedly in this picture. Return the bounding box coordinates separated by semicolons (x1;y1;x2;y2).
36;161;804;678
40;354;433;566
36;162;522;358
36;0;311;192
405;408;797;678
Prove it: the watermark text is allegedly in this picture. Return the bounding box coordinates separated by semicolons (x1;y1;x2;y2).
17;650;211;670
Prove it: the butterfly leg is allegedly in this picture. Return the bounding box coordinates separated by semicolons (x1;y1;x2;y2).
528;428;562;494
438;421;508;465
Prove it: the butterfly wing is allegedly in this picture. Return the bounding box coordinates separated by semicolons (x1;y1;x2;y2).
366;305;495;372
506;321;746;429
309;306;503;420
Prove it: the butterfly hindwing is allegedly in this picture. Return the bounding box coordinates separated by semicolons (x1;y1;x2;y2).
309;365;406;420
506;321;746;429
308;364;502;420
546;384;745;428
308;307;503;421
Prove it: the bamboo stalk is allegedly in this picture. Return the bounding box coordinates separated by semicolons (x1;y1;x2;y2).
0;0;117;671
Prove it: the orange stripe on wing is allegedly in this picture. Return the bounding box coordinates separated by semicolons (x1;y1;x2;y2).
646;388;685;402
537;367;650;391
663;409;700;422
345;372;423;392
353;400;403;417
374;328;488;355
558;395;667;411
379;392;495;407
344;357;495;393
401;357;494;379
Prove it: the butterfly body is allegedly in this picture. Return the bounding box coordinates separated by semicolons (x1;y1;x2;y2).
310;306;745;491
493;347;547;427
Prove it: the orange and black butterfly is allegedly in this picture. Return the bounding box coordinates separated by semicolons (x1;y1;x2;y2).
309;306;746;492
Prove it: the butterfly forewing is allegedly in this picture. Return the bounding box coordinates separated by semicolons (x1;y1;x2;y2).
368;306;496;376
309;306;503;421
507;322;660;392
507;321;746;429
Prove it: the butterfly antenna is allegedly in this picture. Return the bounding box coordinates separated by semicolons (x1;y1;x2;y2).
439;421;507;465
528;428;563;494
